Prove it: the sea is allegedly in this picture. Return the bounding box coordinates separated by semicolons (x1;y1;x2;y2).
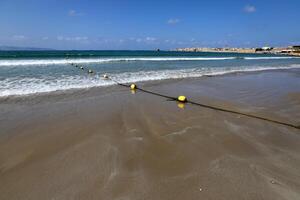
1;50;300;97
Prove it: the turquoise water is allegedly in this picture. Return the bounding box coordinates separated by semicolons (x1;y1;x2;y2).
0;50;300;97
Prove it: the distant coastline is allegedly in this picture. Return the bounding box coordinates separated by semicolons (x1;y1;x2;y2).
175;46;300;57
0;46;54;51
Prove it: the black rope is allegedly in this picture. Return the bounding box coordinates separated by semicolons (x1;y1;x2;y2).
188;100;300;130
66;59;300;130
112;78;300;130
131;86;176;100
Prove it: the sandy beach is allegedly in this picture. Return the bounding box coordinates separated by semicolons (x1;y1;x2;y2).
0;69;300;200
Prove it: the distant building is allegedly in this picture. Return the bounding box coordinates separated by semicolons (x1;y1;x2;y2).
281;49;292;53
292;46;300;52
262;47;273;51
255;46;273;52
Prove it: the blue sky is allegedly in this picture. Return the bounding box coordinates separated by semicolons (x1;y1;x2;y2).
0;0;300;50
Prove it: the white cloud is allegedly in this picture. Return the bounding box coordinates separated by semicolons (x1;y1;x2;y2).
145;37;156;41
68;9;84;16
129;37;157;43
129;37;143;43
12;35;26;40
167;18;180;25
165;39;177;44
57;36;64;41
72;36;88;41
244;5;256;13
57;36;89;44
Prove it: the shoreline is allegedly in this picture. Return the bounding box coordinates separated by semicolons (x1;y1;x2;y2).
1;67;300;100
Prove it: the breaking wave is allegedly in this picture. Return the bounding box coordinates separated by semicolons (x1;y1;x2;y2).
1;64;300;97
0;56;298;67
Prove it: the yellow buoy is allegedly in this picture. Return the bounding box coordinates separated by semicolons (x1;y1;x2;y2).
177;95;187;103
130;84;137;90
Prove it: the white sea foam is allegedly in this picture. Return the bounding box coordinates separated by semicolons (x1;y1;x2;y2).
0;75;113;97
0;56;298;67
0;57;235;66
1;64;300;97
244;56;297;60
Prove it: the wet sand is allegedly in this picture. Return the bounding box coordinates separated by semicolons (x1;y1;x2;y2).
0;69;300;200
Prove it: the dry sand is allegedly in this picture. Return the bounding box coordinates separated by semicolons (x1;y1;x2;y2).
0;69;300;200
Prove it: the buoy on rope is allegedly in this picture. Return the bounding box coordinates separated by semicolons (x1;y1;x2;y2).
177;95;187;103
64;61;300;129
103;74;109;79
130;84;137;90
